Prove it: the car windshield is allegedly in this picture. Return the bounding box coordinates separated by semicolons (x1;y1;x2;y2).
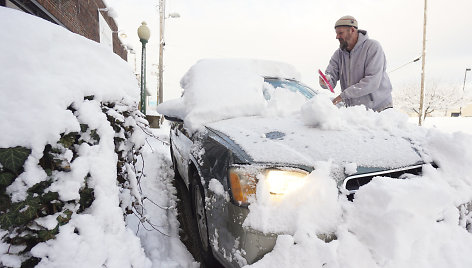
263;78;316;100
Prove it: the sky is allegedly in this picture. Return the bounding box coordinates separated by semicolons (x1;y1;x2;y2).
106;0;472;108
2;6;472;268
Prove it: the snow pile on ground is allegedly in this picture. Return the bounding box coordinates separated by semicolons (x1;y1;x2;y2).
126;128;198;268
415;117;472;135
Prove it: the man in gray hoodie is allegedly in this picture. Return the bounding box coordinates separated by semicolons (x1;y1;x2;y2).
320;15;393;112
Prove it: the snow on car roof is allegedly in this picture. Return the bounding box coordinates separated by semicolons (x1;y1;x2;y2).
157;58;302;131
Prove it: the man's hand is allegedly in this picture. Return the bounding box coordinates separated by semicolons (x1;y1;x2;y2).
319;77;327;89
332;95;343;105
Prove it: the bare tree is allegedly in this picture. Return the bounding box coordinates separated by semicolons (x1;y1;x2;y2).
394;82;469;120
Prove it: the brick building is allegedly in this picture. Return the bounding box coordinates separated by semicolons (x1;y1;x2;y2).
1;0;127;60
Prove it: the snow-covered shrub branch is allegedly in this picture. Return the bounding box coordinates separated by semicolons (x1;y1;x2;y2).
0;96;147;267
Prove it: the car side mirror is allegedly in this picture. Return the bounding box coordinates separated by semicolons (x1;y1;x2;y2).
164;115;183;122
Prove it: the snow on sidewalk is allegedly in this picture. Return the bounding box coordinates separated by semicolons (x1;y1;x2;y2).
126;125;198;268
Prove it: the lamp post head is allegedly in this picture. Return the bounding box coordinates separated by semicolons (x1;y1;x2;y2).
467;68;471;72
137;22;151;44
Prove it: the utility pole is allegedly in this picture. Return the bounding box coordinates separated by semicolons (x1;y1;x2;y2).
418;0;428;126
158;0;165;105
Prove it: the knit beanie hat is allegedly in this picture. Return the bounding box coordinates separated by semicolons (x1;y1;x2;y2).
335;15;358;29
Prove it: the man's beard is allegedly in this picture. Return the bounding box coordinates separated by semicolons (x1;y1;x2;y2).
339;39;348;50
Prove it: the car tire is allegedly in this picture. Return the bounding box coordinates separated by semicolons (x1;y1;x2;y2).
189;171;221;268
172;163;220;267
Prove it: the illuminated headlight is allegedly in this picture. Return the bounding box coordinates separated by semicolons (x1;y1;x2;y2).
229;167;308;204
265;170;307;195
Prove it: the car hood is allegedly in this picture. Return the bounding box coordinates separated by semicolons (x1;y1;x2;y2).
206;116;424;169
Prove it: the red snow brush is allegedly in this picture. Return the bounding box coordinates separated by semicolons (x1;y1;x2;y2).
318;69;334;93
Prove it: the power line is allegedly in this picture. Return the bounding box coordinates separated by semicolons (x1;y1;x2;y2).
389;56;421;74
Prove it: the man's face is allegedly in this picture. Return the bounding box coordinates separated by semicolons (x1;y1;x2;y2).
335;26;354;50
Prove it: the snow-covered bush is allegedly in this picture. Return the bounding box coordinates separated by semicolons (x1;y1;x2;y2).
0;97;147;267
0;8;151;268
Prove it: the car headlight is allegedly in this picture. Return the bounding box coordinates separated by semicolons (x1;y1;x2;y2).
229;166;308;204
264;169;307;195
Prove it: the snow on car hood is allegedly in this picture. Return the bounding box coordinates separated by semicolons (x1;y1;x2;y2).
206;115;424;170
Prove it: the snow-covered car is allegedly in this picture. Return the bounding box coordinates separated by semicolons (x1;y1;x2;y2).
158;59;429;267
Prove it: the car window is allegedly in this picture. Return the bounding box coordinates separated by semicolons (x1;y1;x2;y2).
263;78;316;100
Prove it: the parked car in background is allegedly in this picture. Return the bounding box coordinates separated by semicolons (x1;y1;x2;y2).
158;59;428;267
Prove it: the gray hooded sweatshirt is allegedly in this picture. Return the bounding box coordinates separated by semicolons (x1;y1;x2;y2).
325;30;393;111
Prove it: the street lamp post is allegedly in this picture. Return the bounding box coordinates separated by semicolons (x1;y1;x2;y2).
158;0;164;105
463;68;471;92
137;22;150;114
